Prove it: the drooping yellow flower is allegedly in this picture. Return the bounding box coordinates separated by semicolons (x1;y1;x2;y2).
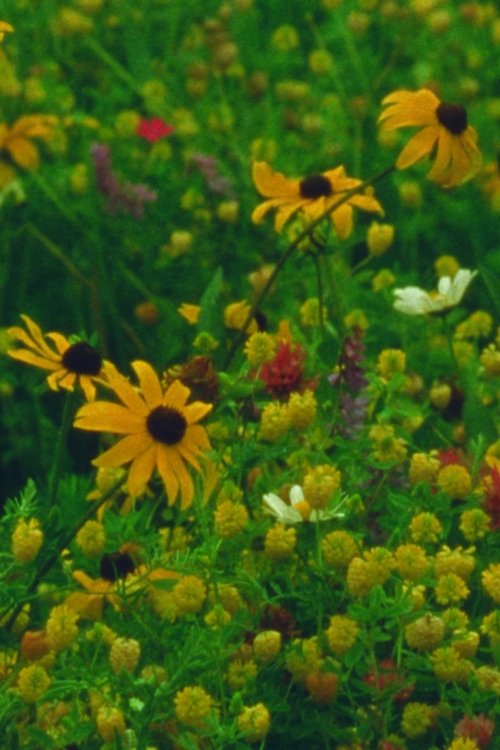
251;161;382;239
74;361;212;506
378;89;482;187
0;21;14;43
178;302;200;325
8;315;105;401
0;114;56;187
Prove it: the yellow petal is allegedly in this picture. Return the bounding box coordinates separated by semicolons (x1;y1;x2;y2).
396;126;439;169
427;129;453;182
184;400;212;424
184;423;211;451
379;89;439;129
252;161;300;198
80;375;97;402
167;447;194;509
127;443;157;496
46;331;71;355
131;360;163;409
163;379;190;409
75;401;146;433
274;200;307;232
331;203;353;240
7;348;60;371
7;137;40;170
251;197;288;225
156;445;180;504
101;363;149;415
92;432;152;468
20;315;61;358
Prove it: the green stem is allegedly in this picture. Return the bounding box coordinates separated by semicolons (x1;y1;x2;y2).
47;391;74;506
223;163;396;369
85;36;141;94
312;251;326;335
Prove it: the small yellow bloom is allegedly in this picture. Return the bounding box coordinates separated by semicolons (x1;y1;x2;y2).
259;401;291;442
435;254;460;279
11;518;43;563
178;302;200;325
75;520;105;557
409;512;442;544
459;509;490;542
366;222;395;256
325;615;359;655
237;703;271;742
372;268;396;292
303;464;341;509
244;331;276;366
253;630;282;663
17;664;51;703
377;348;406;380
46;604;79;651
321;531;359;570
109;637;140;674
172;575;206;615
401;702;435;738
96;705;126;742
224;300;258;333
434;573;469;605
482;563;500;603
405;614;445;651
287;390;317;430
436;464;472;499
394;544;429;581
214;500;248;538
264;523;297;560
174;686;214;729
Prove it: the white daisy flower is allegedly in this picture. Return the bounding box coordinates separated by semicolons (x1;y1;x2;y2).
263;485;347;525
393;269;478;315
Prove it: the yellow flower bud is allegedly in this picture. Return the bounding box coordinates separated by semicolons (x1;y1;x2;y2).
12;518;43;563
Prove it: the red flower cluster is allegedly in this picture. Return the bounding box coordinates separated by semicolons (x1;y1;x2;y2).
260;341;307;398
455;713;495;748
363;659;414;702
136;117;174;143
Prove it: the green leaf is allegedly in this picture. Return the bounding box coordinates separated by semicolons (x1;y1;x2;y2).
463;391;498;445
197;267;224;336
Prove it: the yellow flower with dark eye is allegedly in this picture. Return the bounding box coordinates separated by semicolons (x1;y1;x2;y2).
251;161;382;239
7;315;105;401
74;361;212;506
0;114;56;187
378;89;482;188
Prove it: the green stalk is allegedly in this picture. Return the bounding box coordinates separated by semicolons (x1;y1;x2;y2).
47;390;74;506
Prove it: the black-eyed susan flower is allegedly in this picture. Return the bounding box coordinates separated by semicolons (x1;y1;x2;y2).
378;89;482;188
74;360;212;506
7;315;105;401
0;114;56;188
251;161;382;239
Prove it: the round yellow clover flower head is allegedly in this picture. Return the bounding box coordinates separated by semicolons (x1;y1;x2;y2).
446;738;481;750
109;637;141;674
480;343;500;376
409;452;441;485
259;401;291;442
264;523;297;560
244;331;276;366
321;530;359;570
366;221;395;256
253;630;282;663
308;48;333;75
435;546;475;580
172;575;207;615
96;705;126;742
436;465;472;499
271;24;299;52
75;520;105;557
394;544;429;581
431;646;472;682
369;424;408;463
287;390;317;430
429;382;452;409
377;348;406;380
409;512;442;544
302;465;341;509
482;563;500;603
346;557;379;597
174;685;215;729
435;573;470;605
17;664;51;703
401;702;435;738
404;613;445;651
459;508;491;542
226;657;258;690
237;703;271;742
325;615;359;655
11;518;43;563
284;637;322;683
214;500;248;538
45;604;78;652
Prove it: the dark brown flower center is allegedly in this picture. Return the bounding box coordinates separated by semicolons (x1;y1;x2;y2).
436;102;468;135
100;551;136;581
299;174;333;199
146;405;187;444
62;342;102;375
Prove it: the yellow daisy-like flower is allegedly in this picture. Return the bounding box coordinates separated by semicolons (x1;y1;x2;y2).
74;361;212;506
0;114;56;187
251;161;382;239
8;315;105;401
378;89;482;188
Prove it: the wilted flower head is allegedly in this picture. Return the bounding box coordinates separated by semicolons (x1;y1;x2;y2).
393;269;478;315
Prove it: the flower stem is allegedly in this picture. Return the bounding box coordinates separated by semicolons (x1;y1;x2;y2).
47;391;75;506
223;163;396;369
